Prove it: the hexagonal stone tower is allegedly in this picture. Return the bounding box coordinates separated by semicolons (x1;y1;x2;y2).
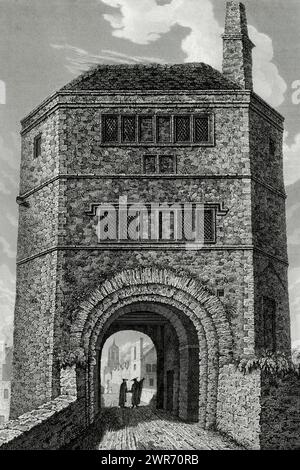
9;1;299;450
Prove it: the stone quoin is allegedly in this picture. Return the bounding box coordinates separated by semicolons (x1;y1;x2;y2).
1;1;299;451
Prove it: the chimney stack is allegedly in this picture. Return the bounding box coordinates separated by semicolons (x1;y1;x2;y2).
222;1;254;89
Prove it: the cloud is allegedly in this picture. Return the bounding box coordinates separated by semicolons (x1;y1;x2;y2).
0;80;6;104
5;212;18;228
101;0;222;68
0;236;16;259
0;181;11;196
283;132;300;186
51;44;164;75
100;0;286;107
0;133;20;171
248;26;287;107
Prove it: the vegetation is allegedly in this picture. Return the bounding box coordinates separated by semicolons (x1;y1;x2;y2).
236;351;300;378
57;347;86;368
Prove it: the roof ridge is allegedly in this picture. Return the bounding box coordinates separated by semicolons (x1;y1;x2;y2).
60;62;241;92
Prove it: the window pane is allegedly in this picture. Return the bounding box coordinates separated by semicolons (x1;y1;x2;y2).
139;116;154;142
122;116;136;143
204;209;214;242
103;115;118;142
143;155;157;173
194;116;209;143
183;206;215;242
157;116;171;143
175;116;190;142
34;135;41;158
159;156;175;174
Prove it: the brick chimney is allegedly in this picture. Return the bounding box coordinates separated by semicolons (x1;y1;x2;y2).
222;1;255;89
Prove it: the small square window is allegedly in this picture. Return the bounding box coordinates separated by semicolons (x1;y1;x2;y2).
143;155;157;173
174;116;191;142
122;115;136;143
217;289;225;298
159;155;175;174
156;116;171;143
102;115;118;142
139;116;154;142
34;134;42;158
194;116;210;143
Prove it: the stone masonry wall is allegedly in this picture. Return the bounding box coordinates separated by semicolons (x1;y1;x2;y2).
249;102;284;191
58;249;254;360
253;253;290;355
10;253;59;418
217;364;261;449
163;323;180;415
0;396;85;450
260;373;300;450
20;110;60;194
59;105;250;176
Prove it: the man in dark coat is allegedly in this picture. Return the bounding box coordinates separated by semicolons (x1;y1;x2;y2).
131;378;145;408
119;379;128;408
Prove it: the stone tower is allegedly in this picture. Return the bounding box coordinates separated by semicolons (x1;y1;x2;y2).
107;339;119;369
8;1;299;450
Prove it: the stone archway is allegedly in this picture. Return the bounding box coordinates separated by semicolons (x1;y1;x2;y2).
96;301;200;421
70;268;233;429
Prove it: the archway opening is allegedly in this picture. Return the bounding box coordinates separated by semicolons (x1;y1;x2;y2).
100;331;157;409
94;302;200;422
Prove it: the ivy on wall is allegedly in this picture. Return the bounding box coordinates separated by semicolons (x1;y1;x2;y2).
236;351;300;378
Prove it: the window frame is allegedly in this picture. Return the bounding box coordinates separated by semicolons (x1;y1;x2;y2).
193;114;214;145
100;112;215;146
174;115;192;143
34;134;42;159
102;114;119;143
156;114;172;144
121;114;137;144
142;154;158;174
158;155;176;174
138;115;155;143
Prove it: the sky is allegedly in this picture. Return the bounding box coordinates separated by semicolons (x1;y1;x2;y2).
0;0;300;346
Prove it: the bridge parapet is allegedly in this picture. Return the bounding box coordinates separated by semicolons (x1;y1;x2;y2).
0;395;85;450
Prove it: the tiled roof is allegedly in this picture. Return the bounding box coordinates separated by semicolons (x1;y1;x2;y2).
61;63;241;91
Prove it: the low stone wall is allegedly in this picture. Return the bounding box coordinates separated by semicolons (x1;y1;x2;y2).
260;374;300;450
217;365;300;450
217;364;261;449
0;395;85;450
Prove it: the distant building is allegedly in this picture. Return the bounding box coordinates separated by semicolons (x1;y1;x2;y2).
102;337;157;405
0;341;13;424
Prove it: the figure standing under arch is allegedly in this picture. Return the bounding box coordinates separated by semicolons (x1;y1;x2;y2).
130;378;145;408
119;379;128;408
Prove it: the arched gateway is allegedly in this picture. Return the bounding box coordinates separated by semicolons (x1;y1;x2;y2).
7;1;297;451
71;268;233;427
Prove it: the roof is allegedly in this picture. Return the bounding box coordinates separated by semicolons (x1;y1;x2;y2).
61;63;241;92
